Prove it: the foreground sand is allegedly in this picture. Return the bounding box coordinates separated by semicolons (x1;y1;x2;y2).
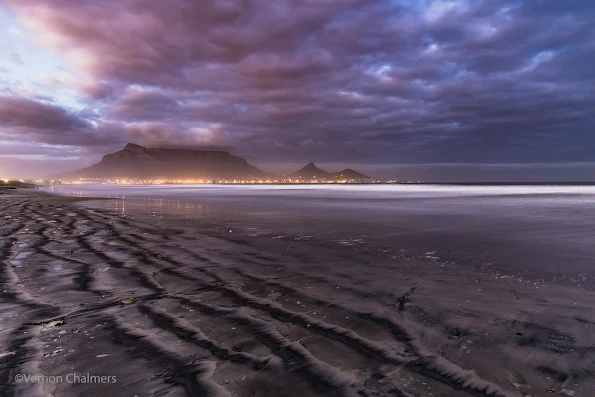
1;189;594;397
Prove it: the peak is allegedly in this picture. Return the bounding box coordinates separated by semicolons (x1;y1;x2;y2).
124;143;146;150
304;162;317;168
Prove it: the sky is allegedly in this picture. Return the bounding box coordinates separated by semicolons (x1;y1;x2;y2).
0;0;594;181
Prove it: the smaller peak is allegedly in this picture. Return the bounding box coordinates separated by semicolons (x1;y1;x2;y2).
124;143;146;150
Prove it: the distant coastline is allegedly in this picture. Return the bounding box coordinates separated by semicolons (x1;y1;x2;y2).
11;179;595;186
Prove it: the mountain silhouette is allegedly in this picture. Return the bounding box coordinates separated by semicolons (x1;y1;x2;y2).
49;143;270;180
288;163;371;181
288;162;330;179
49;144;373;181
329;168;371;180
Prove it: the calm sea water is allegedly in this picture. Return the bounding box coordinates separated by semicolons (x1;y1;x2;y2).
46;184;595;276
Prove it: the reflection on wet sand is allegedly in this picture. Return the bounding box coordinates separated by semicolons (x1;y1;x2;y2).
2;187;594;397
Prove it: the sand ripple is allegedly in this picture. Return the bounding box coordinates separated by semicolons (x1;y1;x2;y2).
0;190;594;397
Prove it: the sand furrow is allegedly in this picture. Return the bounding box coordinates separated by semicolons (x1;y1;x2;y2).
8;191;590;396
107;315;226;397
72;217;515;396
137;303;281;370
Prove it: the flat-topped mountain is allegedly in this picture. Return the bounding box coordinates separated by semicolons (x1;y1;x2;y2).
288;162;371;181
50;143;269;180
49;144;373;182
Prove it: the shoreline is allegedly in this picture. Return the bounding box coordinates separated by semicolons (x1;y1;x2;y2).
1;188;594;396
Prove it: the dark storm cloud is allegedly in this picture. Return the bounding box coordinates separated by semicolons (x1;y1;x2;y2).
2;0;595;170
0;95;104;146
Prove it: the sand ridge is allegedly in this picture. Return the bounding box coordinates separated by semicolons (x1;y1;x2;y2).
0;189;594;396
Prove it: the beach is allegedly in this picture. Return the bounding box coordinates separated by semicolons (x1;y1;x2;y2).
1;186;594;397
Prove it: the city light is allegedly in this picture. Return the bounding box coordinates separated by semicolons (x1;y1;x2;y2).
56;176;381;185
4;177;427;185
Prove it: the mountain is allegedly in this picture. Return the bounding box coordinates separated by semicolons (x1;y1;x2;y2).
288;163;371;181
288;162;330;180
329;168;371;180
49;143;270;180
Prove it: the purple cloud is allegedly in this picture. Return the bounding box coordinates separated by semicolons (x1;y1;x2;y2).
0;0;593;179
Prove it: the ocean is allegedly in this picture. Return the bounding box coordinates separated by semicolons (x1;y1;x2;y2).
46;183;595;278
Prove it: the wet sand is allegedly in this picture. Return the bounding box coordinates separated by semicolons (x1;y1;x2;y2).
1;188;594;397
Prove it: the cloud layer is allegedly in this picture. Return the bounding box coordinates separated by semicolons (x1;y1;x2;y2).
1;0;594;178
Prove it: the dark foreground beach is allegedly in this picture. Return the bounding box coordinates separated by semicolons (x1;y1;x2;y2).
1;187;594;397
